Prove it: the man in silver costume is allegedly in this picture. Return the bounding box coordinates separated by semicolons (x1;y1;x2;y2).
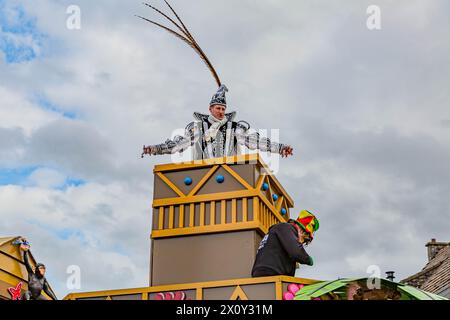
139;2;293;160
142;85;294;160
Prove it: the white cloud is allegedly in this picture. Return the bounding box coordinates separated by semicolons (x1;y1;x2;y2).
0;86;57;135
25;167;66;188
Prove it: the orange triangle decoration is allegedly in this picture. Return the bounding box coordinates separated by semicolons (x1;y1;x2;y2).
229;286;248;300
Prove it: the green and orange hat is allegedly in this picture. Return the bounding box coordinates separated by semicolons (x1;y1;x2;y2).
290;210;320;239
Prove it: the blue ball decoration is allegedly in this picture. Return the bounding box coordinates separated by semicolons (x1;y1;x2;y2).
281;208;287;215
262;183;269;191
216;175;225;184
184;177;193;186
272;194;279;201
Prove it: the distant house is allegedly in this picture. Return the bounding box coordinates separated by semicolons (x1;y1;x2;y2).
401;239;450;298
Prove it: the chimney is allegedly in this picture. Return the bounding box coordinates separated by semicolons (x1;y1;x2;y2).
386;271;395;282
425;239;450;261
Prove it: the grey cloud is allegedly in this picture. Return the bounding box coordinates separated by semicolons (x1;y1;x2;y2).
0;127;26;166
26;119;116;179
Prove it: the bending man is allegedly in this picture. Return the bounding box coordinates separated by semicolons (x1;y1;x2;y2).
252;210;319;277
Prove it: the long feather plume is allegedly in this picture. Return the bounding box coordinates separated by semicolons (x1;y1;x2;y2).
138;1;222;87
142;3;190;40
136;15;191;46
162;0;195;41
161;0;222;86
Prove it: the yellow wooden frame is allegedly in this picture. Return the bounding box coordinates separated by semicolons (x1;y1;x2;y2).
152;193;288;238
63;275;321;300
222;164;254;190
152;221;259;238
153;190;258;207
153;154;294;206
153;154;260;173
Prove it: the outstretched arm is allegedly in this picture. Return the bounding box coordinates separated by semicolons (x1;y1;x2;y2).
142;122;198;157
23;250;34;275
235;123;293;157
43;280;58;300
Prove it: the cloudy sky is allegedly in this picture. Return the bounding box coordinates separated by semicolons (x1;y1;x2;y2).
1;0;449;298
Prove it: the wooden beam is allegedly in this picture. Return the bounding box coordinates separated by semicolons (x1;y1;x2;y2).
221;200;226;224
222;164;254;190
210;200;215;225
242;198;248;222
153;154;260;173
178;205;184;228
189;203;195;227
151;221;260;239
200;202;205;226
158;207;164;230
231;199;237;223
168;206;174;229
253;197;259;222
153;190;258;207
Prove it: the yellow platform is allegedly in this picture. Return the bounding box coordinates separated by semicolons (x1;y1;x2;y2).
64;276;321;300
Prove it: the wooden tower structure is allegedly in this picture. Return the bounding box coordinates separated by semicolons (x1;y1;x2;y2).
65;154;320;300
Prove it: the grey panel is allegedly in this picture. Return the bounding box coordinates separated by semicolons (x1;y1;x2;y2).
174;205;180;228
247;198;253;221
203;286;235;300
242;283;276;300
164;168;212;196
226;200;232;224
153;174;179;199
184;204;190;228
151;231;260;285
197;167;246;195
215;201;221;224
205;202;211;225
163;207;169;229
194;203;200;226
237;199;243;223
228;164;255;187
152;208;159;230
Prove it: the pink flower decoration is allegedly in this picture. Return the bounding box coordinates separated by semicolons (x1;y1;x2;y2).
154;291;188;300
174;291;186;300
283;292;295;300
164;292;175;300
287;284;300;294
155;292;165;300
283;283;307;300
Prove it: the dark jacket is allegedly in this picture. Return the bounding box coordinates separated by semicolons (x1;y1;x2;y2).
252;222;313;277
